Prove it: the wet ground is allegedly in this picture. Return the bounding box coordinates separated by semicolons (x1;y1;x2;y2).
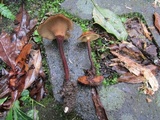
45;0;160;120
1;0;160;120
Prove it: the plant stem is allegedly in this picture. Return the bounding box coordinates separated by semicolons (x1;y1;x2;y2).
56;35;70;81
87;40;96;75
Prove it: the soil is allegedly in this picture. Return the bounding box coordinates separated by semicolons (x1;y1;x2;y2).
61;81;77;113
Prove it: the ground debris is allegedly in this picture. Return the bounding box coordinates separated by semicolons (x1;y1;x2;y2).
61;81;77;113
92;88;108;120
154;12;160;32
0;3;46;113
125;17;159;64
110;50;159;94
96;17;160;96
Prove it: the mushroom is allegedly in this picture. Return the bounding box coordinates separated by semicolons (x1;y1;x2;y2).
78;31;104;86
38;14;77;113
38;14;72;82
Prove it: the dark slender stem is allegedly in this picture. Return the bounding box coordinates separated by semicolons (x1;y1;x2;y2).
56;35;70;81
87;40;96;75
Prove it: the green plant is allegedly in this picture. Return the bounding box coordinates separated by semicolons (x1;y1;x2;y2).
102;73;118;86
33;30;42;43
0;3;15;20
5;90;45;120
91;51;101;75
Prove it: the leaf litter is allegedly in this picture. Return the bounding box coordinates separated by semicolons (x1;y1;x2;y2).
0;3;46;114
93;17;160;96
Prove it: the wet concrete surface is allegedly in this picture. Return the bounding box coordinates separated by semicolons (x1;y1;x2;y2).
98;82;160;120
43;23;98;120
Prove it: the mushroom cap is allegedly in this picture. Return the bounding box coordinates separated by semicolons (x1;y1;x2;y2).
78;31;99;42
38;14;73;40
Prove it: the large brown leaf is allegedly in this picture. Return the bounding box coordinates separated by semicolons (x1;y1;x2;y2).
0;32;17;69
11;4;37;53
23;49;42;90
0;4;37;70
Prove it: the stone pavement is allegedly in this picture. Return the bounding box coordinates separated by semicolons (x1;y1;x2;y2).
44;0;160;120
61;0;160;47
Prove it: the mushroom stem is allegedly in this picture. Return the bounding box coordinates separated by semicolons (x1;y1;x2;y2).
87;40;96;75
56;35;70;81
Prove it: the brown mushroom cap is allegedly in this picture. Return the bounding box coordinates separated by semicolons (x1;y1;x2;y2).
78;31;99;42
38;14;73;40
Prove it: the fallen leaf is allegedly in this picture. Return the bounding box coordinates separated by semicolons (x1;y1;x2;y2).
23;50;42;90
92;88;108;120
0;3;45;112
11;4;37;52
110;41;146;61
78;75;104;86
141;22;152;40
29;79;45;101
145;45;157;58
118;72;145;83
93;4;128;40
15;43;33;71
146;97;152;103
111;51;159;93
0;32;18;70
154;12;160;32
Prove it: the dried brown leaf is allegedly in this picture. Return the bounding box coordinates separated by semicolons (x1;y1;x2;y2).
78;75;104;86
30;79;45;101
146;97;152;103
15;43;33;71
118;72;145;83
109;41;146;62
111;51;159;93
141;22;152;40
0;32;18;70
11;4;37;52
23;50;42;90
154;12;160;32
92;88;108;120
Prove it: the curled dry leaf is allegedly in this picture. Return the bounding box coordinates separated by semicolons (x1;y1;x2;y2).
23;50;42;90
141;22;152;40
154;12;160;32
78;75;104;86
29;79;44;101
12;4;37;52
111;51;159;93
92;88;108;120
